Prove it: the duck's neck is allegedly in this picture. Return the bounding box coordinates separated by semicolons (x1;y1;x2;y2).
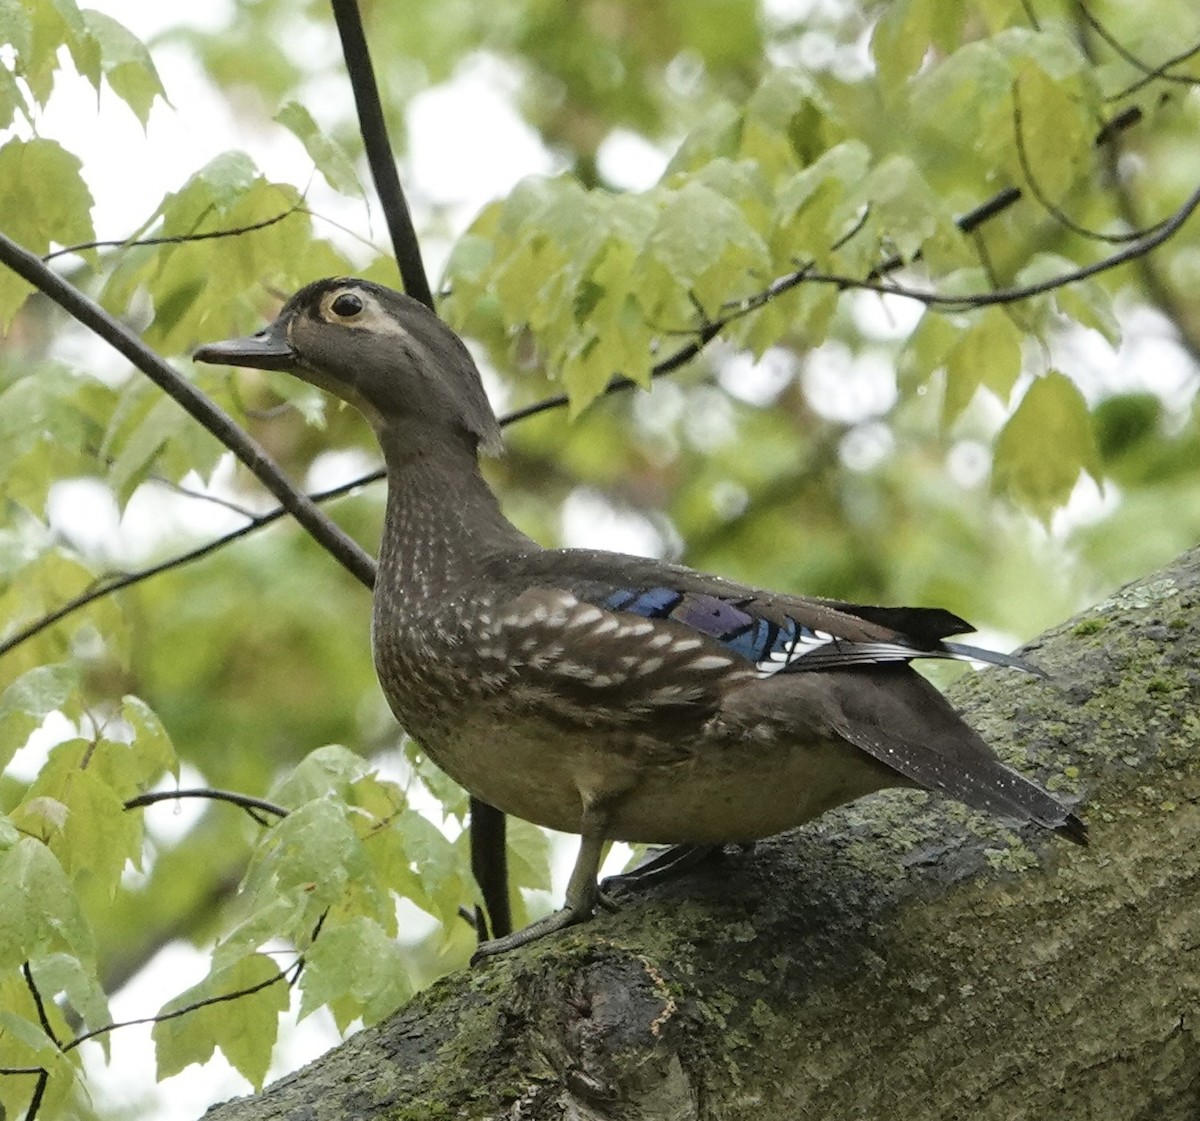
375;424;532;606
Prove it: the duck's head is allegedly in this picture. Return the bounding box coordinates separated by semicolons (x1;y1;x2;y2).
194;278;502;455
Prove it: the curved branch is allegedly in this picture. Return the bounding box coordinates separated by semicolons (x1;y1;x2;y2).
1075;2;1200;99
21;964;60;1049
1111;41;1200;99
63;962;300;1054
1012;83;1162;245
0;471;384;660
794;177;1200;311
42;202;306;262
1067;0;1200;371
125;787;289;822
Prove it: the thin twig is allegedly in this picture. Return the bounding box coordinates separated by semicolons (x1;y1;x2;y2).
125;787;289;823
148;475;261;519
498;318;724;426
1012;83;1164;245
0;473;383;660
1111;42;1200;100
1075;6;1200;369
795;177;1200;311
63;962;300;1053
22;964;61;1049
864;103;1144;283
42;202;306;262
1075;2;1200;99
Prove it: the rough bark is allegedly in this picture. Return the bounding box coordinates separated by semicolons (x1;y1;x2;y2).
204;546;1200;1121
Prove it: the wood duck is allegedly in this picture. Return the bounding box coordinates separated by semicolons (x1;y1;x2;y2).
194;278;1086;958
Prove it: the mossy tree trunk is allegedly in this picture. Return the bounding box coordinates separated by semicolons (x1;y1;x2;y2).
204;547;1200;1121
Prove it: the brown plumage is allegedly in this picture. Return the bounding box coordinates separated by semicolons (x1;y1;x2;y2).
195;278;1086;958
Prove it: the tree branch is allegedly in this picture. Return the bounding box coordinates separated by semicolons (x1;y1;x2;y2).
793;176;1200;312
125;787;289;823
1072;5;1200;368
63;963;300;1054
1074;1;1200;99
328;0;509;941
0;472;381;660
1011;83;1162;245
331;0;433;309
42;202;307;262
21;964;60;1049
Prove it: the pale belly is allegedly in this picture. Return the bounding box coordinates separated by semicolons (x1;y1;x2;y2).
416;708;904;844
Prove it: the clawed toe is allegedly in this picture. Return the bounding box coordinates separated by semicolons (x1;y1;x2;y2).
470;899;596;963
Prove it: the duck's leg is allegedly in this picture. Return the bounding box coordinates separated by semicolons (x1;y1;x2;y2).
471;801;611;962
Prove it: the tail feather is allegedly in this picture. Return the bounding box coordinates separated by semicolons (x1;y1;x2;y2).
1055;813;1089;846
941;641;1049;678
826;666;1084;841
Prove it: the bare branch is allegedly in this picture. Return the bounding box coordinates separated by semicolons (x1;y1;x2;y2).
1088;100;1200;364
21;964;61;1049
863;103;1145;284
1112;43;1200;99
148;475;262;519
62;962;300;1054
793;178;1200;312
0;471;381;660
1074;2;1200;99
331;0;434;310
42;202;306;262
125;787;289;824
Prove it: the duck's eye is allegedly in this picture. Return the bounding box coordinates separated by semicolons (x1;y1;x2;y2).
330;292;364;319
